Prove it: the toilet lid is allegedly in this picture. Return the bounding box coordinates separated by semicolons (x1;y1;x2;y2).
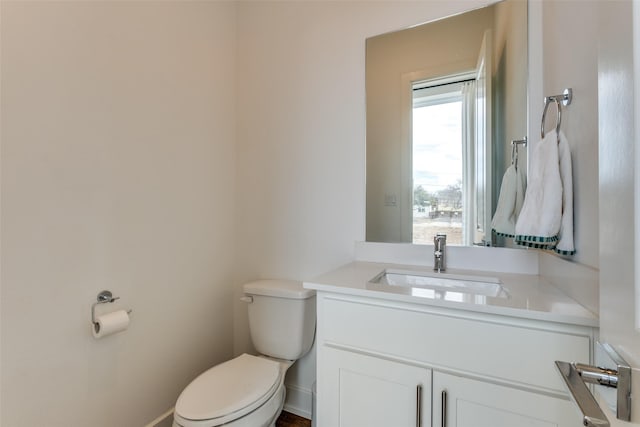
175;354;282;423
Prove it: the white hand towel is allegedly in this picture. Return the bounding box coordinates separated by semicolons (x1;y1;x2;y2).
491;164;518;237
491;156;527;239
515;129;563;248
555;130;575;255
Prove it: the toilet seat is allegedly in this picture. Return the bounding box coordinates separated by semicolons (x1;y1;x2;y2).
174;354;282;426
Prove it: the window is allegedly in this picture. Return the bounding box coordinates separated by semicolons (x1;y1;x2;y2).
411;78;475;245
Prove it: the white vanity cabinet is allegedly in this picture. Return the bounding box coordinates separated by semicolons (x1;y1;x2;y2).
432;372;579;427
324;347;431;427
314;292;596;427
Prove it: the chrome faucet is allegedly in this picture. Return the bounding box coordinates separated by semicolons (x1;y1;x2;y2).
433;233;447;272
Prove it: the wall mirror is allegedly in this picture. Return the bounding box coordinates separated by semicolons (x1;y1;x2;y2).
365;0;528;247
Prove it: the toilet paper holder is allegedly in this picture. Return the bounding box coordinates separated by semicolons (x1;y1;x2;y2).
91;290;132;330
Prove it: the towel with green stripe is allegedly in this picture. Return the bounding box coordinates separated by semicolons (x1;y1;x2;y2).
514;129;575;255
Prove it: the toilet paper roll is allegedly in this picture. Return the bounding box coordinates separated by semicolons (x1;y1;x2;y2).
92;309;130;339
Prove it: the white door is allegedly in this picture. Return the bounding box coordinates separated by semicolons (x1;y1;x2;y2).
474;30;492;246
322;347;431;427
596;0;640;425
433;372;578;427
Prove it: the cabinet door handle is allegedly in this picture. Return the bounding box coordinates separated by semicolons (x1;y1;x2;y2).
416;385;422;427
441;389;448;427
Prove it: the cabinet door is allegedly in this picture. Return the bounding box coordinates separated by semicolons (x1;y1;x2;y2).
433;372;579;427
322;347;431;427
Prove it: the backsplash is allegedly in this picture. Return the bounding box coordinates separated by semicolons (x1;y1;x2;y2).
354;241;539;275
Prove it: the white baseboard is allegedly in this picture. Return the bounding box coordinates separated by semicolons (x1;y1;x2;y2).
145;407;174;427
284;383;313;420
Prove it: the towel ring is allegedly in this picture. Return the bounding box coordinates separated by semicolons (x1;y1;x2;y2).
541;88;572;140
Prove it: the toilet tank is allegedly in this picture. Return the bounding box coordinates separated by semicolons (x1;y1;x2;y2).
243;280;316;360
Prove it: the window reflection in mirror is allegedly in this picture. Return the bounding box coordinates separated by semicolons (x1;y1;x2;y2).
412;79;466;245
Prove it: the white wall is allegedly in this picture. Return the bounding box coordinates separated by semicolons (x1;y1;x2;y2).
528;0;600;312
540;0;600;269
233;0;603;415
1;2;237;426
233;0;495;417
0;0;607;424
1;1;501;423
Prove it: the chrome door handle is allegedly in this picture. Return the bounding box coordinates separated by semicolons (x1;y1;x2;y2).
555;342;631;427
555;361;610;427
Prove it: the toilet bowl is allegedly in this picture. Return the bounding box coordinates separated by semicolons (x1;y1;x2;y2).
173;280;316;427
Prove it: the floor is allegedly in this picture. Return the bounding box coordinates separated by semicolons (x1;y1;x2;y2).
276;411;311;427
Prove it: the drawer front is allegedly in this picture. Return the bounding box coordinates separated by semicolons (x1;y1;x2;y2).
321;295;591;393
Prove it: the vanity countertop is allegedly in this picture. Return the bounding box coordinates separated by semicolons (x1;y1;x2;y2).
304;261;599;327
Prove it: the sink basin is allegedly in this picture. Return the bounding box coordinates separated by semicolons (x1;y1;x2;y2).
369;269;509;299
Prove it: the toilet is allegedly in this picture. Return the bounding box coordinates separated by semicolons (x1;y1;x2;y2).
173;280;316;427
